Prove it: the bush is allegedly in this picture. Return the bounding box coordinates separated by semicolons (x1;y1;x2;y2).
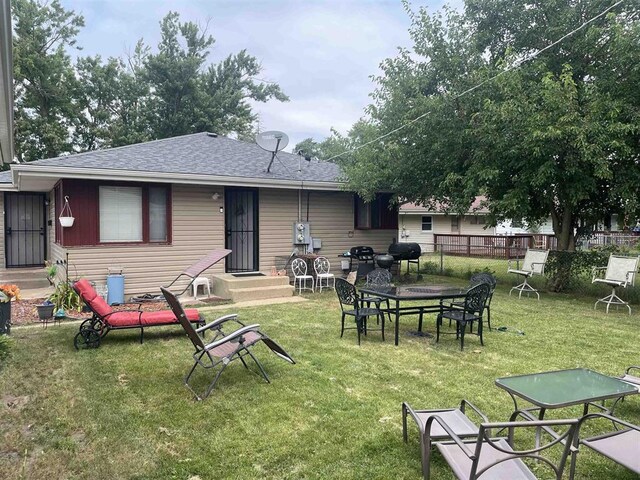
545;246;629;292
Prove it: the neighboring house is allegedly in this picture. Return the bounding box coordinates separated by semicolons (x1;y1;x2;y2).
0;133;398;296
399;199;496;252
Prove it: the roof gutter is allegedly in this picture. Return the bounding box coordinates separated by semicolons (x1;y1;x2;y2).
9;164;346;191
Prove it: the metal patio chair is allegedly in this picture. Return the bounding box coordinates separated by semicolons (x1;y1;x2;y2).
291;257;314;294
314;256;336;292
569;413;640;478
161;287;295;400
360;268;393;323
402;400;489;480
422;415;578;480
508;248;549;300
592;254;639;314
436;283;491;350
449;272;496;331
335;277;384;345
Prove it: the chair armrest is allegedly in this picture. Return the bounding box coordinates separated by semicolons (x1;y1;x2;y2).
102;309;143;320
196;314;242;333
625;270;636;286
425;415;475;458
577;412;640;434
626;365;640;375
204;324;261;351
460;399;489;424
591;266;607;282
530;261;545;274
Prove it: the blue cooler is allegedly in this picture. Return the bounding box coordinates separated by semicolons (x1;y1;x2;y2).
106;267;125;305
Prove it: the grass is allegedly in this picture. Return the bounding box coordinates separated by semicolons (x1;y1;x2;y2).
1;279;639;479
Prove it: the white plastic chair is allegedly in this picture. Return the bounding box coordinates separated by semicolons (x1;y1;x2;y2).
507;249;549;300
191;276;211;300
314;256;335;292
592;255;639;314
291;258;314;294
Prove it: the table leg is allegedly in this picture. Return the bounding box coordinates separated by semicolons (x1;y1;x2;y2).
395;300;400;346
418;308;423;332
536;408;546;448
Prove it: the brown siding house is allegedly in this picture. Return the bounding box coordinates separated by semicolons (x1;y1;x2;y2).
0;133;398;296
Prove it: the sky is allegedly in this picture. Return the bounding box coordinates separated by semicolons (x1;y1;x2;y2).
61;0;450;152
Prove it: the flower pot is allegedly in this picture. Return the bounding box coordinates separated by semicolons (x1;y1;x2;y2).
59;216;75;227
0;302;11;335
37;304;55;321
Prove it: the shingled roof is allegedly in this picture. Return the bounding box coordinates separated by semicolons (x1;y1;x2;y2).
11;132;343;187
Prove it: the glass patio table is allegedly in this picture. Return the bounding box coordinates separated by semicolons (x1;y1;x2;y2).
496;368;638;420
358;285;467;346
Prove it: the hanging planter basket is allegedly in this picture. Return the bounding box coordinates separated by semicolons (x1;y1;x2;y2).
59;196;75;228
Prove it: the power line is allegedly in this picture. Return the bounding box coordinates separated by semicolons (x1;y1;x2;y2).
324;0;626;162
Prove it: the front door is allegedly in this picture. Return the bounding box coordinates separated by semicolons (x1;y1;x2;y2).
4;193;47;267
225;188;259;272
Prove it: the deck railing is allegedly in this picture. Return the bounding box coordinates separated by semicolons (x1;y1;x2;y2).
434;234;557;259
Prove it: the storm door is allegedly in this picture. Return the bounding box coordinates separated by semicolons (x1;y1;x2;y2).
225;188;259;272
4;193;47;267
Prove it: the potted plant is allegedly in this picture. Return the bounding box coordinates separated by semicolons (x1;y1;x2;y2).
48;281;83;319
0;284;20;335
36;300;55;321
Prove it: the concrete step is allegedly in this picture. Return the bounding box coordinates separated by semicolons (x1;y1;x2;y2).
0;268;50;289
226;285;294;303
212;273;290;290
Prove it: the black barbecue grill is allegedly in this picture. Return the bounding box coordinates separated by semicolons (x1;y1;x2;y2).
350;246;375;262
388;242;422;274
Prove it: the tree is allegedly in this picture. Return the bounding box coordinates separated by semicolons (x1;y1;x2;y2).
144;12;288;139
341;0;640;251
12;0;84;161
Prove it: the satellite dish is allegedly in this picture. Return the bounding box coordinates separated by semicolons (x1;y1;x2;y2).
256;131;289;173
256;131;289;153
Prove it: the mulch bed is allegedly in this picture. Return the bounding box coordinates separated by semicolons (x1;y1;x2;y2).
10;297;227;326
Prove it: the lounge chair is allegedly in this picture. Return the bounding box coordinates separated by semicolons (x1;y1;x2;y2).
161;287;295;400
402;400;488;479
73;278;203;349
508;248;549;300
131;249;232;301
592;254;639;314
621;366;640;386
422;414;578;479
569;413;640;478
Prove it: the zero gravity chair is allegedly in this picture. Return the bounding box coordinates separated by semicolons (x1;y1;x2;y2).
161;287;295;400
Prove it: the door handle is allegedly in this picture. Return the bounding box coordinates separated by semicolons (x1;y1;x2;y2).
6;227;10;235
40;227;45;236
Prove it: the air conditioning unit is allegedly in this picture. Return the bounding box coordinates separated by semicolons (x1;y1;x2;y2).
293;222;311;245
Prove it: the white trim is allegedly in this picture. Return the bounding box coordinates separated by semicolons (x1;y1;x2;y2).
7;164;345;191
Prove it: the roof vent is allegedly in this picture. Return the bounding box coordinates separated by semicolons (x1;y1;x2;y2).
207;132;218;138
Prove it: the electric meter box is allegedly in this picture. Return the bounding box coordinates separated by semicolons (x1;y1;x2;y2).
292;222;312;245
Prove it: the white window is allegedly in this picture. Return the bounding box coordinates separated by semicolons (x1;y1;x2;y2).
421;216;433;231
99;186;143;242
470;216;487;225
451;216;460;232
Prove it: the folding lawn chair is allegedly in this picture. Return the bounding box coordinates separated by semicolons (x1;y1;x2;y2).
161;287;295;400
130;249;232;302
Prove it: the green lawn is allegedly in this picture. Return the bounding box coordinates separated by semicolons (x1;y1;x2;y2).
1;280;639;479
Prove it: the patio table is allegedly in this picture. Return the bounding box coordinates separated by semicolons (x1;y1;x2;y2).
358;285;467;346
496;368;638;444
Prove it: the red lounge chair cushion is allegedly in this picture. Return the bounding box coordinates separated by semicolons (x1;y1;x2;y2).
107;308;200;327
74;278;113;317
140;309;200;326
